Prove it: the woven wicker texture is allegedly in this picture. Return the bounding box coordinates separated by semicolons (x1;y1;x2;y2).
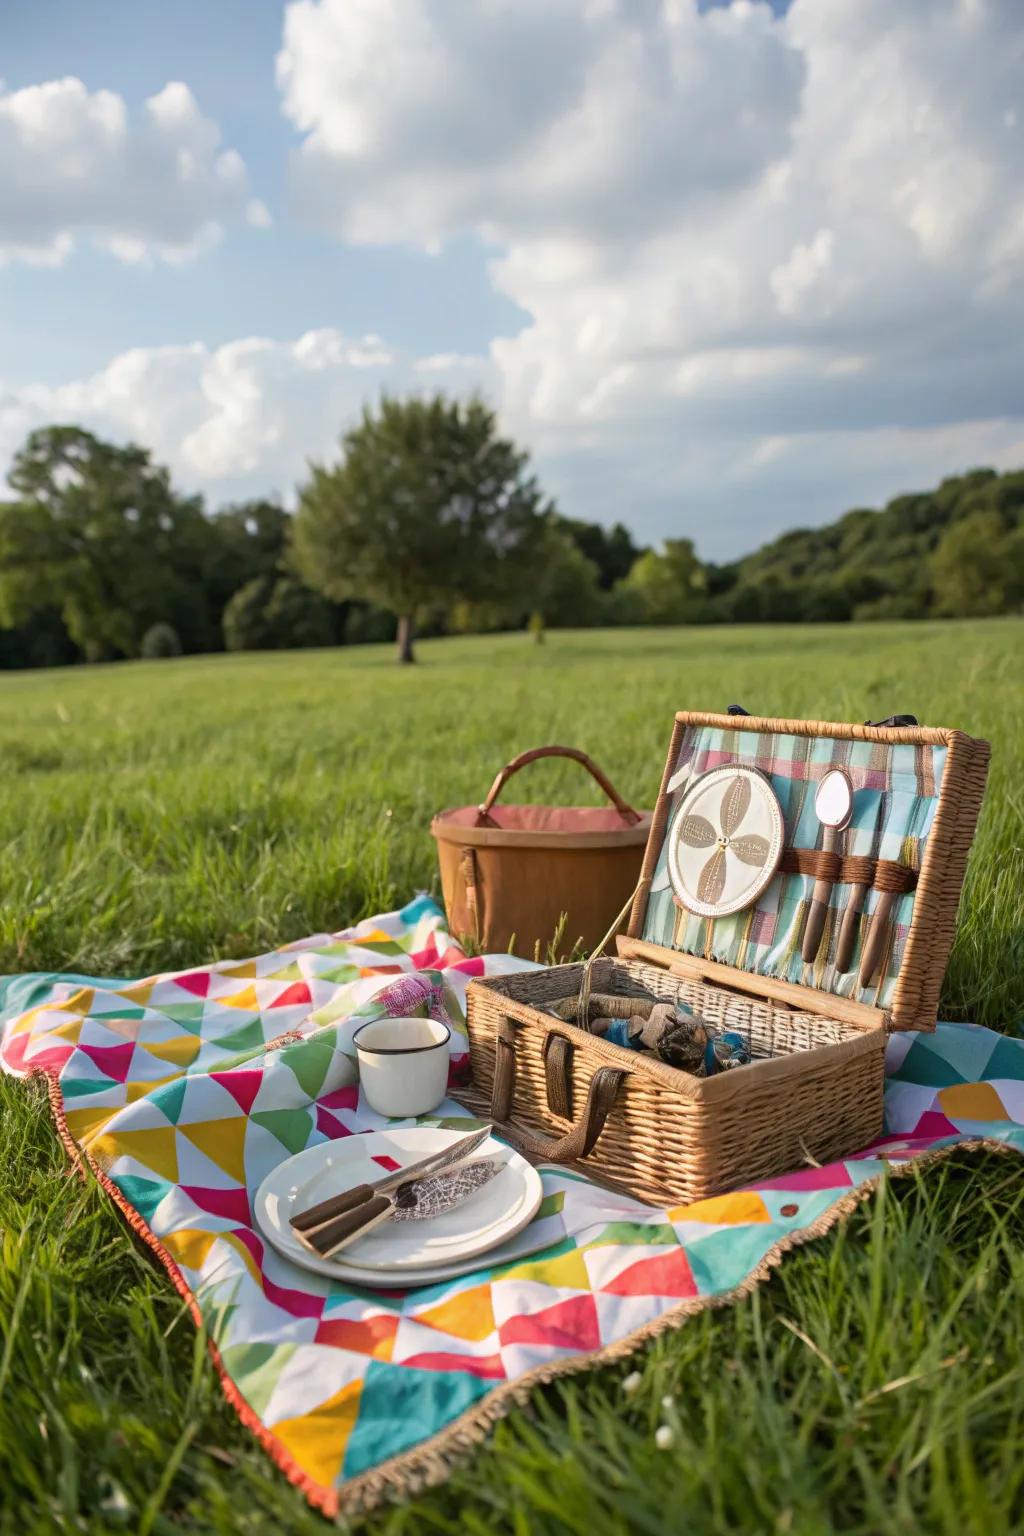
465;957;886;1206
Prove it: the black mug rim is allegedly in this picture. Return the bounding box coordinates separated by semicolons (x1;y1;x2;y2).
352;1017;452;1057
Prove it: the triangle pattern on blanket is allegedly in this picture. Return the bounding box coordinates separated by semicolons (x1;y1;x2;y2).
179;1117;249;1185
251;1108;314;1157
218;984;261;1012
273;1378;362;1492
92;1125;180;1183
212;1018;267;1054
3;899;1021;1522
276;1041;334;1101
144;1033;204;1069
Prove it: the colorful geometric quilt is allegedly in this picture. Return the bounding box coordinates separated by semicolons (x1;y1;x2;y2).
1;896;1022;1517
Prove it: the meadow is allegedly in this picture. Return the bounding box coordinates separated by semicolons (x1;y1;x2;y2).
0;619;1021;1534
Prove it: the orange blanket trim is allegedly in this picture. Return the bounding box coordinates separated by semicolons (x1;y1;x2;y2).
41;1066;340;1519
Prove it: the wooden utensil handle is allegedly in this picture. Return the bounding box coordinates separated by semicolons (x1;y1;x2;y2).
834;884;869;974
801;829;836;964
291;1181;374;1233
858;890;897;989
303;1192;394;1257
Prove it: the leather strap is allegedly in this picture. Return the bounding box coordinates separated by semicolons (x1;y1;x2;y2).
492;1018;517;1122
476;745;641;826
491;1017;624;1161
543;1032;574;1118
780;847;917;893
458;845;481;944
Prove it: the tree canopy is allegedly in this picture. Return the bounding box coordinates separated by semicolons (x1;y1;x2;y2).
0;426;214;660
0;415;1020;674
555;517;640;590
622;539;705;624
292;393;550;661
223;575;337;652
704;468;1024;623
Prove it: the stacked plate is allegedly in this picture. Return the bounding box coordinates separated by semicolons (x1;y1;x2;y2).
255;1127;544;1287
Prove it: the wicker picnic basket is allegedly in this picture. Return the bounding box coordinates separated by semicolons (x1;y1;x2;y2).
461;711;990;1205
431;745;652;958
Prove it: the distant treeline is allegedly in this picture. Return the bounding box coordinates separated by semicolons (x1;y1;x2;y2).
0;417;1020;670
701;467;1024;624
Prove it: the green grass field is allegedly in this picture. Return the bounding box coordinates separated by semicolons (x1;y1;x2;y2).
1;620;1022;1534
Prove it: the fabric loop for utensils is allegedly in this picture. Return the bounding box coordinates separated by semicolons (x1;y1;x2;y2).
779;847;917;976
779;847;917;892
491;1016;625;1162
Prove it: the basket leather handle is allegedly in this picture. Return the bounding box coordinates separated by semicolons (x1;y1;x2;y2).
490;1017;625;1162
477;745;641;825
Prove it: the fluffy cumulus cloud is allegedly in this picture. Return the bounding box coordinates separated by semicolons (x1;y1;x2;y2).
0;77;268;266
0;332;491;503
278;0;1024;553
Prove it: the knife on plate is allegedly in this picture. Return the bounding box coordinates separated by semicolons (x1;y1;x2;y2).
289;1123;493;1234
298;1154;507;1259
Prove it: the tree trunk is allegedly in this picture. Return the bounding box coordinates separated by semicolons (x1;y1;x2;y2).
396;613;416;663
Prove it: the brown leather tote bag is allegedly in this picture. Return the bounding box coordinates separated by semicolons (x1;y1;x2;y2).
430;746;651;960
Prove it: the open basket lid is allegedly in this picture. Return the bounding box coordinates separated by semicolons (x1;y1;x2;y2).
619;711;990;1032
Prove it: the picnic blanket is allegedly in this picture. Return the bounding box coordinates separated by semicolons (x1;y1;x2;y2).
2;894;1022;1518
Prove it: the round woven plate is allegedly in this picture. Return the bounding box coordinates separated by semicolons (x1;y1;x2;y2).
667;763;785;918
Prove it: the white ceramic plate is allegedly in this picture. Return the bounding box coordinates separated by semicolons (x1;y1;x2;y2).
254;1128;543;1286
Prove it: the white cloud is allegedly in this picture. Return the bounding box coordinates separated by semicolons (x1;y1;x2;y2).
279;0;803;249
276;0;1024;553
2;1;1021;557
0;77;264;265
4;324;1021;566
0;331;493;504
770;230;836;319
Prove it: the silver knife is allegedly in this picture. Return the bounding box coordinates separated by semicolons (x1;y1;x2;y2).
289;1123;493;1233
300;1154;507;1259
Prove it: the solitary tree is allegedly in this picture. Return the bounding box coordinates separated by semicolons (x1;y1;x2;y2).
292;394;549;662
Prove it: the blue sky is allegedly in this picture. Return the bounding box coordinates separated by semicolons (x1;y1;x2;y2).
0;0;523;380
0;0;1021;557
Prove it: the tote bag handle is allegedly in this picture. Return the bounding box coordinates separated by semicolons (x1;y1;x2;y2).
476;745;642;826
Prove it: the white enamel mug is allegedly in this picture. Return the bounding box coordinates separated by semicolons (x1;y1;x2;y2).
352;1016;452;1118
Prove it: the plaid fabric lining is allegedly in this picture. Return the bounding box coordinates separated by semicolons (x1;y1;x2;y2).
645;727;947;1009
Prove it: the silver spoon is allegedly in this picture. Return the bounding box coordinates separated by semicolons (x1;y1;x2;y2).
801;768;853;965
